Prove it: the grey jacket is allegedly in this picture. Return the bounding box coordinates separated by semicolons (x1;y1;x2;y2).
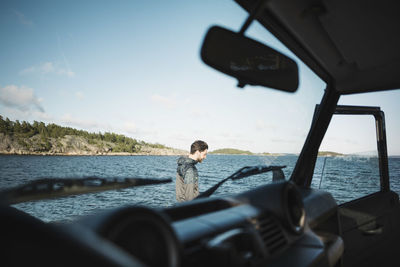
176;156;199;202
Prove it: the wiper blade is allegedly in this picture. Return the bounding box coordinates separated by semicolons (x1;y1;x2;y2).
197;165;286;198
0;177;172;205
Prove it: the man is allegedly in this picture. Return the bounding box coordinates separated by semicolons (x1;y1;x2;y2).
176;140;208;202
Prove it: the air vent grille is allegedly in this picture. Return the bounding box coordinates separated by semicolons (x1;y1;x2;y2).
257;215;288;254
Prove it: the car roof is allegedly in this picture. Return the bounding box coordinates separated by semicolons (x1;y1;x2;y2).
235;0;400;94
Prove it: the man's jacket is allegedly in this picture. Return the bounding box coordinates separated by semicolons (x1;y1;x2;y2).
176;156;199;202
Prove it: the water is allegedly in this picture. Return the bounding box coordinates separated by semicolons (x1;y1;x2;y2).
311;156;386;204
1;154;399;222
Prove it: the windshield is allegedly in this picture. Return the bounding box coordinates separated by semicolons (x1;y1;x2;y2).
0;1;342;223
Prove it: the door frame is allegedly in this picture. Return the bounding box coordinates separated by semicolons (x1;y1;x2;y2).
331;105;389;192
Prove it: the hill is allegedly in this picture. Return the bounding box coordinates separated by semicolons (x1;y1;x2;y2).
210;148;296;156
0;116;187;156
318;151;345;157
210;148;344;157
210;148;254;155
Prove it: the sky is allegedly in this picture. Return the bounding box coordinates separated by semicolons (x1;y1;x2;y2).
1;0;399;155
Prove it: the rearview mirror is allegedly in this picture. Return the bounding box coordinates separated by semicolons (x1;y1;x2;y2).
201;26;299;92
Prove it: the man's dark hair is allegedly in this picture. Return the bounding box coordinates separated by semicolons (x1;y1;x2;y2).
190;140;208;154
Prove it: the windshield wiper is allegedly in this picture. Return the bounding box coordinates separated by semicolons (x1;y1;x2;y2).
197;165;286;198
0;177;172;205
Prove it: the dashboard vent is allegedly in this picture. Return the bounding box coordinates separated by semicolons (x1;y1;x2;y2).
257;215;288;254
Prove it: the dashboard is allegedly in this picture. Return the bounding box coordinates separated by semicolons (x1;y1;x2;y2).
2;180;343;267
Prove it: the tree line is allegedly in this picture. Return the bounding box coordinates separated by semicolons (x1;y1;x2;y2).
0;115;168;153
210;148;254;155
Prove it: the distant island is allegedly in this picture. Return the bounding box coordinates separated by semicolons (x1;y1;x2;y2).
209;148;346;157
0;116;187;156
317;151;345;157
209;148;292;156
210;148;254;155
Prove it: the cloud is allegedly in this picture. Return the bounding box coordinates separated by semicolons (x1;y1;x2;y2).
189;109;211;118
34;111;52;121
270;138;297;143
122;122;137;134
0;85;44;112
151;94;177;109
255;119;277;131
75;91;84;100
1;106;51;124
61;114;104;130
20;62;75;77
14;10;33;26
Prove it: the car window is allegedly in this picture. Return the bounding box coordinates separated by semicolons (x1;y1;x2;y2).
0;2;325;223
311;115;380;204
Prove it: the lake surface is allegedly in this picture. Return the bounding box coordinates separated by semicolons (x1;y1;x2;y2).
1;154;399;222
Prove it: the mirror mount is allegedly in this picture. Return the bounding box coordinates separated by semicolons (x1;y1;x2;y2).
238;0;269;35
201;1;298;92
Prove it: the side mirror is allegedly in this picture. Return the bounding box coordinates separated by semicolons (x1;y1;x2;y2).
201;26;299;92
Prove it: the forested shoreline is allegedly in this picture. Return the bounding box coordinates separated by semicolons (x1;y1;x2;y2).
0;116;186;155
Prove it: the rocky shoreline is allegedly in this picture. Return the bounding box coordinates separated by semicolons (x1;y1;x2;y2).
0;133;187;156
0;151;188;156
